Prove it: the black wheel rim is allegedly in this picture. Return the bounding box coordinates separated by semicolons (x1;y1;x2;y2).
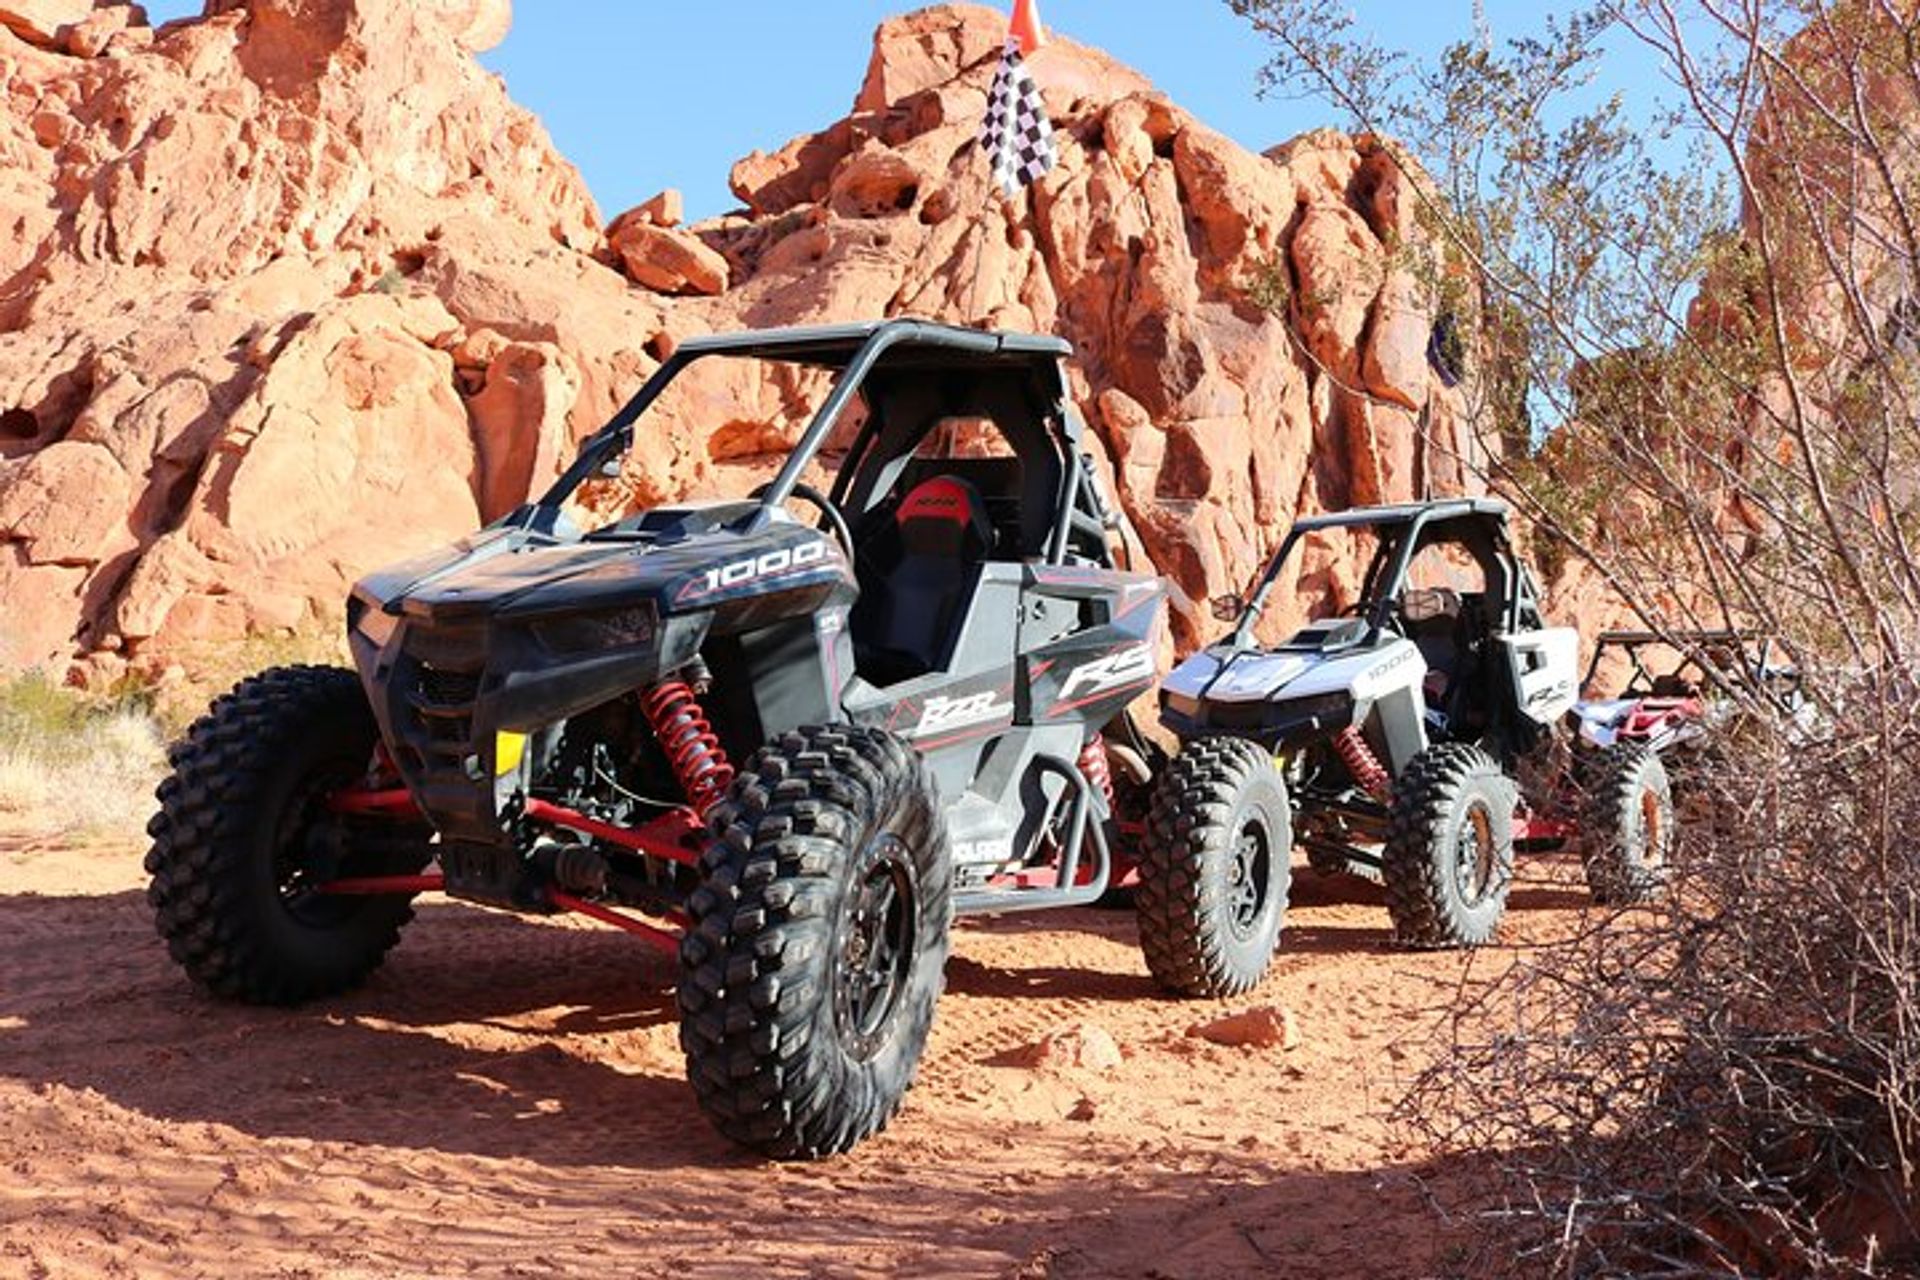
834;835;917;1061
270;766;359;927
272;745;420;928
1455;801;1496;904
1226;818;1272;941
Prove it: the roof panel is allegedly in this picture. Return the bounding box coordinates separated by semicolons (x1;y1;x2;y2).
1290;497;1511;530
674;318;1073;368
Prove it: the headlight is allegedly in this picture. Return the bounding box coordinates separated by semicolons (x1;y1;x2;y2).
1163;690;1200;717
1283;691;1354;726
530;604;657;654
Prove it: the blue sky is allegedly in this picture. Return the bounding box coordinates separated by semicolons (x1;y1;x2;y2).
471;0;1566;220
143;1;1608;223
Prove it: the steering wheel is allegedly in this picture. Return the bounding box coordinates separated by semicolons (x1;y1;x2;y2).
752;481;855;558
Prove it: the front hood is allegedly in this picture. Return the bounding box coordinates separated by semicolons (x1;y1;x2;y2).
1164;648;1312;704
354;520;849;622
353;524;524;611
1164;639;1418;706
395;539;650;618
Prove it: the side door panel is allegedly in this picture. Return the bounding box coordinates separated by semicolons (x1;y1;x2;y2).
1499;627;1581;724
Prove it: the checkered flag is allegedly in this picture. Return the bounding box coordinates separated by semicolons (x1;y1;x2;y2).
979;2;1055;198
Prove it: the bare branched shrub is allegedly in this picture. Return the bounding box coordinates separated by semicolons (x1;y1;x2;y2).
1230;0;1920;1270
1405;730;1920;1273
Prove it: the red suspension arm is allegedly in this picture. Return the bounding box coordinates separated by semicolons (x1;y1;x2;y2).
548;890;681;953
326;787;422;818
521;798;703;867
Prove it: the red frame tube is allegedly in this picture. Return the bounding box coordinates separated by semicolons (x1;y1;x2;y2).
549;890;681;953
318;776;701;949
325;787;702;869
317;873;446;895
1517;815;1577;842
313;875;683;952
326;786;422;818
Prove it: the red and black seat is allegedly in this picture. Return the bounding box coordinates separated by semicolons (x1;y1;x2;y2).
850;475;995;686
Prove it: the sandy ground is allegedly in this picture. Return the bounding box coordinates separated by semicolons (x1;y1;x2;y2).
0;822;1583;1279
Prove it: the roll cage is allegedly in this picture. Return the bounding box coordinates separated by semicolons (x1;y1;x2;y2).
1584;629;1797;700
530;318;1118;567
1230;498;1547;647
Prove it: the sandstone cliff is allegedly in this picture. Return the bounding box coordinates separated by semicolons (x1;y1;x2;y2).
0;0;1488;679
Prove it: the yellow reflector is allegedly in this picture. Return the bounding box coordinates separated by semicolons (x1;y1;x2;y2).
495;730;528;777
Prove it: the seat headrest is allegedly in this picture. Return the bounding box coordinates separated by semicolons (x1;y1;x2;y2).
894;475;992;558
1401;587;1463;624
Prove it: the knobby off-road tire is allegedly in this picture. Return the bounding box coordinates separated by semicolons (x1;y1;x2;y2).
1581;744;1675;905
678;725;950;1159
1137;736;1293;998
1382;743;1515;948
146;665;432;1005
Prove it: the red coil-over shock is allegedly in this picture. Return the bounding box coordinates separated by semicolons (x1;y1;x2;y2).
1332;726;1393;802
641;673;735;816
1078;736;1115;812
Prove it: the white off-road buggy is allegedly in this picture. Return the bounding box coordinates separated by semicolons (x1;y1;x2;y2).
1138;499;1671;996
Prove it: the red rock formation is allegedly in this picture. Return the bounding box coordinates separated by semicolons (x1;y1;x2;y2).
669;10;1490;648
0;0;1488;678
0;0;90;48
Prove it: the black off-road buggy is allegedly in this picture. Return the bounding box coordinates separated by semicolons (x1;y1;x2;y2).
146;320;1167;1159
1142;500;1675;996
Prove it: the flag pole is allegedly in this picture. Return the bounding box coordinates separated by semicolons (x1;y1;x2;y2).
972;0;1055;329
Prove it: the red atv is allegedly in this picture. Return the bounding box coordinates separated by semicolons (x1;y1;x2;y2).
1571;629;1801;755
1562;628;1803;888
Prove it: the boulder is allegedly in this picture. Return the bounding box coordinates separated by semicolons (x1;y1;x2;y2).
467;340;578;521
610;222;731;296
0;0;89;47
61;4;137;57
1362;269;1434;412
0;442;130;566
422;0;510;52
730;119;859;218
629;188;683;229
829;144;925;218
1290;203;1386;381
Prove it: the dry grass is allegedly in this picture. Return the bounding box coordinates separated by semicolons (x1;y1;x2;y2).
149;626;350;735
0;672;166;840
0;629;354;841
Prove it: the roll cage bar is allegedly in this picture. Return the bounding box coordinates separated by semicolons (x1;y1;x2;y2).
1231;499;1544;648
528;319;1116;566
1583;629;1795;695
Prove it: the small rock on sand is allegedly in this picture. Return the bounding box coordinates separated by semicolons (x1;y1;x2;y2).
1187;1004;1301;1051
1003;1021;1124;1072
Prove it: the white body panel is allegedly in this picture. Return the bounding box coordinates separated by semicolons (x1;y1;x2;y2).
1161;637;1427;707
1499;627;1580;724
1175;650;1309;703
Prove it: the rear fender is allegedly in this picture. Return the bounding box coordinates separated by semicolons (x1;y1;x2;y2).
1022;566;1166;729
